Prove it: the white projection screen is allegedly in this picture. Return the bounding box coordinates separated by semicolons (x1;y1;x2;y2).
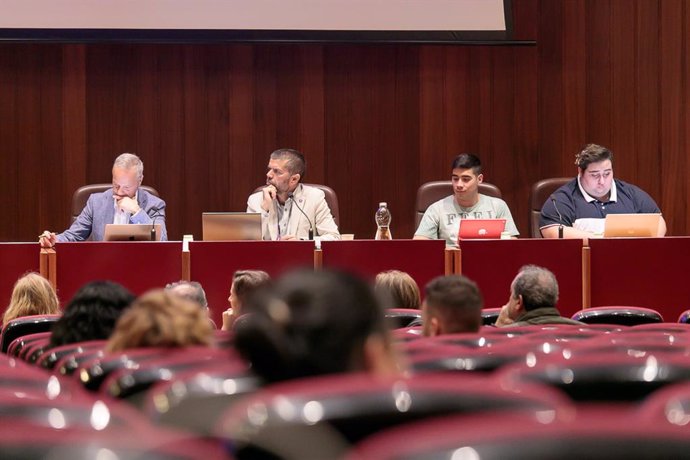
0;0;513;43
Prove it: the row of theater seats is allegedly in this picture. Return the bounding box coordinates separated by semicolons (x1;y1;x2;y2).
3;309;690;458
72;178;568;239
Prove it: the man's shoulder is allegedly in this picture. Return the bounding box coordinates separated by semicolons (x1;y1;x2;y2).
478;193;508;207
300;184;326;199
615;179;648;196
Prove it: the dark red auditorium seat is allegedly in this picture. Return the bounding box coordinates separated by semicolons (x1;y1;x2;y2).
1;315;60;353
572;306;664;326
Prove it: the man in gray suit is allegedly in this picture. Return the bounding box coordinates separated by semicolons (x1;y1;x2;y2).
39;153;167;246
247;148;339;241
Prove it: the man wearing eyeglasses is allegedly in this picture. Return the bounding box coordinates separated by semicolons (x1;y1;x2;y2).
39;153;167;246
540;144;666;238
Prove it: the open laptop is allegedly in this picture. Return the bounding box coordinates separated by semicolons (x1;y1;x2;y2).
202;212;262;241
104;224;162;241
603;213;661;237
458;218;506;240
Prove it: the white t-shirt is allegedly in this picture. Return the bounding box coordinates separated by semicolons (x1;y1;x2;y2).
415;194;519;246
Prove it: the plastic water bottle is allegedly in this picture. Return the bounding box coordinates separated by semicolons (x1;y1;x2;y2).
375;202;392;240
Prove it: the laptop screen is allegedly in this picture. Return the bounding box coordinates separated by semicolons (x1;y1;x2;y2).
202;212;262;241
603;213;661;238
104;224;162;241
458;219;506;240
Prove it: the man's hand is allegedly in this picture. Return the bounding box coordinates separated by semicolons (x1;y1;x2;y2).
117;196;141;215
495;303;515;327
38;231;57;248
261;185;277;212
279;235;298;241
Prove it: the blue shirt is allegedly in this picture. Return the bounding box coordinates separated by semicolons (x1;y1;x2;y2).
540;178;660;229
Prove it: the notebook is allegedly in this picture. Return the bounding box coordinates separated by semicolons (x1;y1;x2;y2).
202;212;262;241
104;224;162;241
603;213;661;238
458;219;506;240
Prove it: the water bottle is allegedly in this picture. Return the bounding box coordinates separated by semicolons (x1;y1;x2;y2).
375;202;392;240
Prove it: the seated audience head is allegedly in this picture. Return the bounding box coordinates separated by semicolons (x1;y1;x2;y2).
50;280;135;347
234;269;399;383
422;275;483;337
165;280;209;311
374;270;421;310
222;270;271;331
106;289;213;352
505;265;558;319
3;272;60;327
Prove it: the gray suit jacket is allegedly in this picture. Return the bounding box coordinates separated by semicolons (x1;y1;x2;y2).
57;189;167;242
247;184;339;241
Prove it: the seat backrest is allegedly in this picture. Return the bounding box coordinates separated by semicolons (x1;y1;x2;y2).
252;183;340;227
1;315;60;353
71;184;160;224
528;178;571;238
415;181;502;228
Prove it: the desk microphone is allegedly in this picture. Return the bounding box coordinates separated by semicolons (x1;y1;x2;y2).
550;196;565;239
148;207;163;241
288;193;314;240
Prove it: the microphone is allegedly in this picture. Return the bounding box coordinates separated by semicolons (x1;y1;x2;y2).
550;196;565;239
288;193;314;240
148;207;163;241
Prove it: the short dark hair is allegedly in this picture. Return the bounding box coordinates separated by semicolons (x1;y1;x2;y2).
50;280;135;347
424;275;483;334
234;269;389;383
232;270;271;307
165;280;208;309
451;153;482;175
511;265;559;311
270;148;306;178
575;144;613;170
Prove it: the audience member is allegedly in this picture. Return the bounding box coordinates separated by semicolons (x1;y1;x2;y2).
234;269;400;383
221;270;271;331
247;148;340;240
495;265;584;327
107;290;213;352
39;152;167;246
421;275;483;336
540;144;666;238
414;153;519;246
165;280;216;328
374;270;421;310
2;272;60;328
50;281;135;347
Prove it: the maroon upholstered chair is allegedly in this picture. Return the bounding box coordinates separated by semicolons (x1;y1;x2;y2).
1;315;60;353
415;181;502;228
71;183;160;224
571;306;664;326
384;308;422;329
252;183;340;227
528;177;571;238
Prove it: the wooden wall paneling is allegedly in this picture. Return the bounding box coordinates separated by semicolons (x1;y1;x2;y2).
60;45;87;234
584;0;613;145
153;45;186;239
537;0;566;178
561;0;586;163
658;0;686;236
295;45;326;183
685;1;690;234
0;45;20;240
512;45;539;233
634;0;661;199
609;0;637;181
512;0;539;41
227;45;257;211
181;45;214;240
468;48;493;157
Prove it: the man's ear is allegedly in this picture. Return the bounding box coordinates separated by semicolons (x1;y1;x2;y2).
363;335;399;377
428;316;442;337
290;173;301;185
513;295;526;316
477;173;484;184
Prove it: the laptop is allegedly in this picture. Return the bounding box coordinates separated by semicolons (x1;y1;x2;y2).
458;219;506;240
104;224;162;241
603;213;661;238
202;212;262;241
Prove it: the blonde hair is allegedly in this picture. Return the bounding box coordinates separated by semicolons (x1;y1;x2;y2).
106;290;212;352
3;273;60;327
375;270;421;310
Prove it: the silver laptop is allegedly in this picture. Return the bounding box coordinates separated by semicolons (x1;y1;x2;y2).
202;212;262;241
104;224;162;241
603;213;661;237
